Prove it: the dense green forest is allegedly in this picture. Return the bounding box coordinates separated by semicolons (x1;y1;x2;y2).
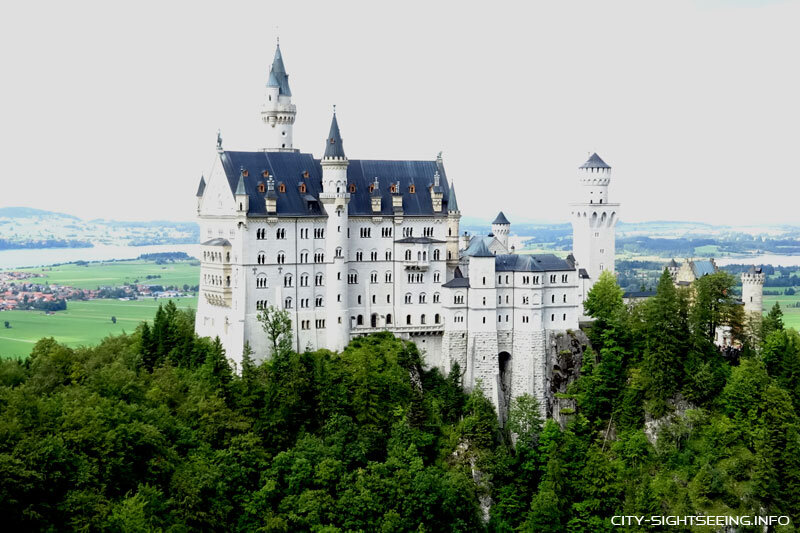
1;270;799;531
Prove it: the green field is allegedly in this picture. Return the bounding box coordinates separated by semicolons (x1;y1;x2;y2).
763;290;800;330
11;260;200;290
0;298;197;359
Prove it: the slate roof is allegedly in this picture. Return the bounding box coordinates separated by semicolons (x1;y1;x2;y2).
442;267;470;288
448;181;460;212
218;151;453;218
668;258;679;268
268;44;291;96
442;277;470;288
196;176;206;197
463;236;496;257
467;239;494;258
580;152;610;169
492;211;510;225
494;254;574;272
691;260;717;278
235;171;246;195
202;238;231;246
324;113;346;159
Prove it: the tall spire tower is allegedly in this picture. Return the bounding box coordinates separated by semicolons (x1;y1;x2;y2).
319;109;350;351
261;42;297;151
570;153;620;309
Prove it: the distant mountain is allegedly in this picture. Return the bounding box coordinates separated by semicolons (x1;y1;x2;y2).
0;207;80;220
0;207;199;249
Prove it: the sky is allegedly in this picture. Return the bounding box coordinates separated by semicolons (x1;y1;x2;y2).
0;0;797;225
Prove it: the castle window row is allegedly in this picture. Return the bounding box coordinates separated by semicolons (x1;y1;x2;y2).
203;274;229;287
203;251;229;263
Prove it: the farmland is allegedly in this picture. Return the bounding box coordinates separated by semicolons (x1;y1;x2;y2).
0;297;197;358
763;290;800;330
15;260;200;290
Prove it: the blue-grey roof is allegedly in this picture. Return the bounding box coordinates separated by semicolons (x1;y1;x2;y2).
196;175;206;197
463;236;494;257
668;258;679;268
580;153;610;169
202;238;231;246
442;277;470;288
269;44;291;96
492;211;510;225
494;254;573;272
218;151;453;218
448;181;459;212
235;170;246;195
691;260;717;278
467;239;494;258
324;113;346;159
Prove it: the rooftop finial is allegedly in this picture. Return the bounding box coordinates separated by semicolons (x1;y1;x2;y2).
434;170;440;187
333;104;336;115
216;129;223;153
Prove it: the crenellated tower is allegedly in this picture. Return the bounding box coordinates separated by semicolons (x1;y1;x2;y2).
570;153;620;308
319;110;351;351
261;42;297;151
491;212;510;251
742;265;765;319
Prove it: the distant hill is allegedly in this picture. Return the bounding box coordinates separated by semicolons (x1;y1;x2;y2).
0;207;80;220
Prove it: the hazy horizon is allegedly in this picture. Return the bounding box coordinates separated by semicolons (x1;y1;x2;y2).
1;0;797;225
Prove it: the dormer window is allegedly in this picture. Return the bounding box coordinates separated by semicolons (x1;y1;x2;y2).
278;183;286;193
349;183;356;193
390;184;396;193
303;170;310;178
242;169;249;177
299;183;306;193
369;184;375;193
409;185;416;194
258;183;265;193
262;170;269;178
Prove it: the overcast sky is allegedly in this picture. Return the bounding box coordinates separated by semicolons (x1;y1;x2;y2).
1;0;797;225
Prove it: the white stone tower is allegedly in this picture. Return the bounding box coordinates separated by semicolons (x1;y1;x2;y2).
491;212;511;251
741;266;765;318
319;110;351;351
261;42;297;151
464;241;501;411
570;153;620;306
446;179;461;277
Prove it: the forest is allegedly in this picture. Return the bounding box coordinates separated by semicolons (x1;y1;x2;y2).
1;269;799;531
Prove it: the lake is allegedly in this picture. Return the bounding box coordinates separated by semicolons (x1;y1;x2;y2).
0;244;201;269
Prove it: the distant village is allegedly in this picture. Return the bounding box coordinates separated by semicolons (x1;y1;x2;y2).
0;270;190;312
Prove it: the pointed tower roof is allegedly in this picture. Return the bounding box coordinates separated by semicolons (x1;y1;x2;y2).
448;181;460;212
580;152;610;169
467;239;494;258
235;169;246;195
492;211;510;225
268;43;292;96
324;111;346;159
196;175;206;197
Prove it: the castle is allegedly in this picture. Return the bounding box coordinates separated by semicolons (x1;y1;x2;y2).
194;43;620;416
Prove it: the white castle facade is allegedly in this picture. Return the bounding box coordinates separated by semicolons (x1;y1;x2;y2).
194;44;620;415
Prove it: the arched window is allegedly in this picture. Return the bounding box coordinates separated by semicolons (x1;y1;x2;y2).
277;252;285;264
433;249;440;261
419;293;426;304
405;250;412;261
278;183;286;193
421;314;426;325
299;183;306;193
257;252;265;265
406;314;412;325
357;315;364;326
349;183;356;193
386;313;392;325
434;313;440;324
284;297;293;309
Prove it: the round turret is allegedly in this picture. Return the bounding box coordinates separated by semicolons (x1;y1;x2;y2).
578;153;611;204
